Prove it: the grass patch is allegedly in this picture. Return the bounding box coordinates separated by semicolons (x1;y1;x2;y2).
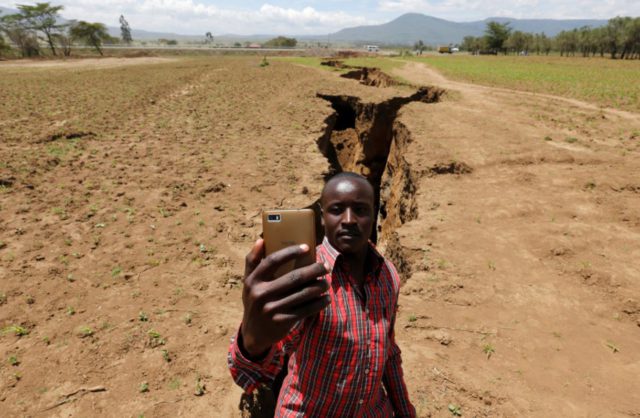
407;55;640;111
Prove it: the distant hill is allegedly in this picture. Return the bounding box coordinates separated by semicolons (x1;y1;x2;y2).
329;13;608;45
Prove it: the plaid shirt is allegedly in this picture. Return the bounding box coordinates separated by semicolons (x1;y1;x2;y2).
228;237;416;417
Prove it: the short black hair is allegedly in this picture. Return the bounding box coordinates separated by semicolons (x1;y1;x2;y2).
320;171;375;204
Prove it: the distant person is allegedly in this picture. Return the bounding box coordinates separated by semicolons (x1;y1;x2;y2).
228;172;416;417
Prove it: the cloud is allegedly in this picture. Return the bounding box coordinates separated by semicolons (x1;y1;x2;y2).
0;1;374;35
377;0;640;20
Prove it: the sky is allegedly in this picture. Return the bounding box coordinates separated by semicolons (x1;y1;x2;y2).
1;0;638;36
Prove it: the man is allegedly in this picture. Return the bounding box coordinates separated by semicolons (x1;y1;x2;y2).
228;172;416;417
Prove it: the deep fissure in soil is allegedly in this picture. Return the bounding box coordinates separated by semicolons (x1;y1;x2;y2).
314;86;443;279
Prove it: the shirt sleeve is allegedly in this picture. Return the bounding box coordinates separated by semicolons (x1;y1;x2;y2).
227;322;303;394
382;266;417;417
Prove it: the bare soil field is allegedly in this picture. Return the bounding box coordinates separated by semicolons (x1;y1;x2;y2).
0;56;639;417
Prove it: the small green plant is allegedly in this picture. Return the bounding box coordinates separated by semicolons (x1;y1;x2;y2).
8;355;19;366
606;341;620;353
139;311;149;322
482;344;495;359
148;329;166;347
168;378;181;390
52;207;69;220
194;377;205;396
260;56;269;67
78;326;94;338
0;293;6;305
139;382;149;393
565;136;578;144
544;136;553;141
488;260;496;271
448;403;462;416
67;306;76;316
408;315;418;323
5;325;29;337
162;349;171;363
183;313;192;325
111;266;122;277
584;181;596;190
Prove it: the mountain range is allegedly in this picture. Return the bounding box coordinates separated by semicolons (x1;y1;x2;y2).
327;13;608;45
0;7;609;45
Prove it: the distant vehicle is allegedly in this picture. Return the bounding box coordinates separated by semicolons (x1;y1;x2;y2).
451;47;460;53
365;45;379;53
438;46;452;54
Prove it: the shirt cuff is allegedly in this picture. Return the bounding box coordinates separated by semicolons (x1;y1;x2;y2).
228;327;278;394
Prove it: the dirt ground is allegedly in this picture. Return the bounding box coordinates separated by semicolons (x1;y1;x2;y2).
0;57;175;69
0;56;639;417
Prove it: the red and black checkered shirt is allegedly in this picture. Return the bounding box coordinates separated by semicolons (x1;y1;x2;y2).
228;237;416;417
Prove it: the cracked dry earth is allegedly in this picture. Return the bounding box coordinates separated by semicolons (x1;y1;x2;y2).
0;56;639;417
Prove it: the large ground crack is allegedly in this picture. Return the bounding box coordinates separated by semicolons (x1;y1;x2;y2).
314;86;443;280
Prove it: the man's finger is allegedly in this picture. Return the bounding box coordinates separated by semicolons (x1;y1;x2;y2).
272;294;331;323
268;262;329;296
263;279;329;313
244;239;265;280
251;244;310;282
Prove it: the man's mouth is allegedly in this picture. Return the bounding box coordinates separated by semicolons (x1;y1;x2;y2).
338;230;360;238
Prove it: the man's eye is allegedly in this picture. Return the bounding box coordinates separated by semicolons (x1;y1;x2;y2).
355;206;370;215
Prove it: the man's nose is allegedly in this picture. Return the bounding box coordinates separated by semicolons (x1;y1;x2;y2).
342;207;356;224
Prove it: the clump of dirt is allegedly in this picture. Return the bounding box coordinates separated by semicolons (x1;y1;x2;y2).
43;130;96;142
0;177;16;187
321;60;349;69
316;86;444;278
426;161;473;176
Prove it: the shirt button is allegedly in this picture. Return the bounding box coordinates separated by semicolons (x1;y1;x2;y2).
364;368;370;374
359;399;364;405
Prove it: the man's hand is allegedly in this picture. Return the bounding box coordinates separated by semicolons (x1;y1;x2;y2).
240;239;331;358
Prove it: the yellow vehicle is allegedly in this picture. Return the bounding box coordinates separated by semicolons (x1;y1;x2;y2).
438;46;452;54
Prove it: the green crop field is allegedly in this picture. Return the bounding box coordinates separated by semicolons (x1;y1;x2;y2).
407;55;640;112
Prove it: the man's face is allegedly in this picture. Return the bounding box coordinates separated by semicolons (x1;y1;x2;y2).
321;178;374;256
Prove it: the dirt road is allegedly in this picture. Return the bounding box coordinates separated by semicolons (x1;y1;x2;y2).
388;61;640;416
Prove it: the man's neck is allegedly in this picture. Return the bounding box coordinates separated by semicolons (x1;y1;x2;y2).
344;248;368;285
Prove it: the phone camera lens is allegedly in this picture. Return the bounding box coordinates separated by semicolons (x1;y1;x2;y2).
268;214;281;222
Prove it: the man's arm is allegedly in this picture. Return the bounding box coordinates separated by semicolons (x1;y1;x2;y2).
228;239;330;393
228;321;302;394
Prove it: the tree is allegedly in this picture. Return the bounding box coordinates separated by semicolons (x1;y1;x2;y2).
17;2;66;56
205;31;213;44
70;21;109;56
413;40;425;55
119;15;132;44
0;33;11;56
263;36;297;48
0;13;40;57
485;21;511;54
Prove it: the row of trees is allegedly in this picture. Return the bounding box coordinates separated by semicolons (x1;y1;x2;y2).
0;2;133;57
461;17;640;59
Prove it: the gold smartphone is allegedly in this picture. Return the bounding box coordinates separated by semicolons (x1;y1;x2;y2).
262;209;316;278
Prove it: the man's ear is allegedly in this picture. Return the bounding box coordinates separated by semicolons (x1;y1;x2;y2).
318;202;324;227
